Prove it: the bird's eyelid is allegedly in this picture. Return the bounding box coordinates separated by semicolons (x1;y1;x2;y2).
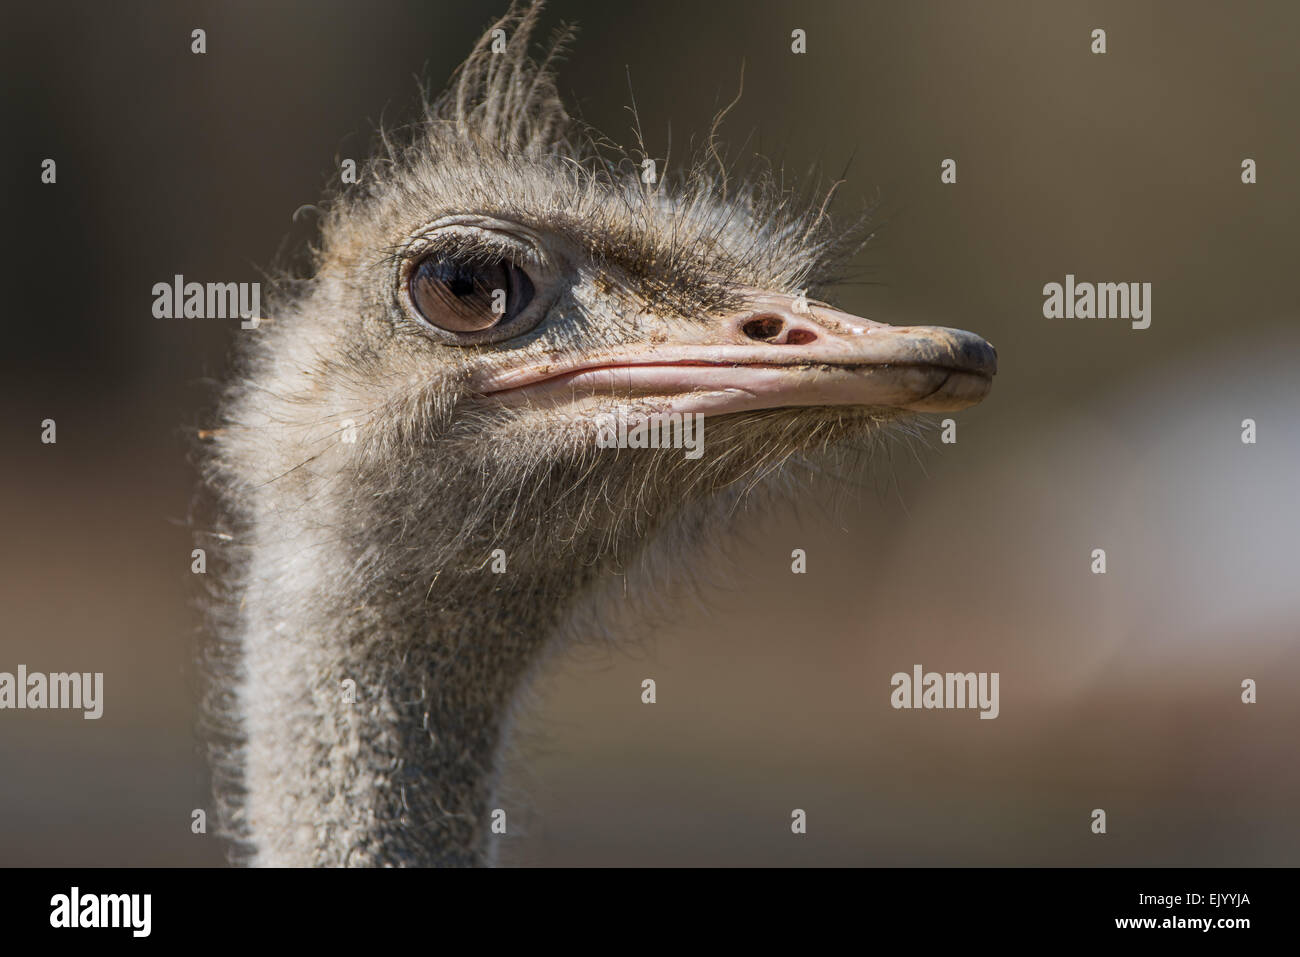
403;214;557;272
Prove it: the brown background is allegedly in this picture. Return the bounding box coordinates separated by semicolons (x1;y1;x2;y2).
2;0;1297;865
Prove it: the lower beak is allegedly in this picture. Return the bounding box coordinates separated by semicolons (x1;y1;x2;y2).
474;293;997;416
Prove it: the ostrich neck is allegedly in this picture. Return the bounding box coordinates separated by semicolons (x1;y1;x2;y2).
224;403;741;866
238;546;584;867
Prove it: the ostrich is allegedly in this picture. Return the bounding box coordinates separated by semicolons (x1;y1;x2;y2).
201;0;996;867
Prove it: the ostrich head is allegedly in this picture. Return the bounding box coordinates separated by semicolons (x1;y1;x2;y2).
205;0;995;867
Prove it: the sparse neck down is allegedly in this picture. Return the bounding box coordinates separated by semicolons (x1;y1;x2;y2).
237;544;589;867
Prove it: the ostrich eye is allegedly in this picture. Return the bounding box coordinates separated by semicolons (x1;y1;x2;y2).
408;253;535;334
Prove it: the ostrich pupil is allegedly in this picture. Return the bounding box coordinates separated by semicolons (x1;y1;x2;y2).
410;254;534;333
445;264;477;297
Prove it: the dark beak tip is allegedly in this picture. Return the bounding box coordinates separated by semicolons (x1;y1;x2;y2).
945;327;998;377
982;339;999;374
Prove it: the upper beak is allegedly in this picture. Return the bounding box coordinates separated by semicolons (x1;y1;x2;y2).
473;293;997;416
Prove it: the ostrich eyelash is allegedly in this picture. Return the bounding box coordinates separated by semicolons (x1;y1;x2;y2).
382;224;549;276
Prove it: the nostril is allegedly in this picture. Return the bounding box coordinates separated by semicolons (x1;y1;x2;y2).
739;315;820;345
741;316;785;341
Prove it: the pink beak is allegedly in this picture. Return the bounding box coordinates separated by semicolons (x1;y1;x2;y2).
473;293;996;416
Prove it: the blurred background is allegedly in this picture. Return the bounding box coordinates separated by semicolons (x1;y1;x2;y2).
2;0;1297;865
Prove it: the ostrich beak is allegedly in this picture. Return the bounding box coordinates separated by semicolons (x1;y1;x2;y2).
475;293;996;416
